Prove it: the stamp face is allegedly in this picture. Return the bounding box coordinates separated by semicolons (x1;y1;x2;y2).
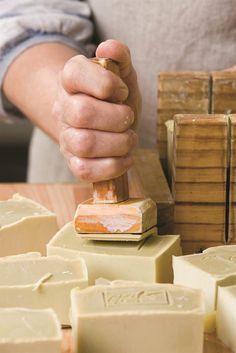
103;287;171;308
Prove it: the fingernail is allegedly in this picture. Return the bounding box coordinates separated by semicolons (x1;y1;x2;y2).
123;155;133;168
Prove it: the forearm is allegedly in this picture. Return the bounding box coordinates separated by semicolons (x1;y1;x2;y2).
3;43;79;141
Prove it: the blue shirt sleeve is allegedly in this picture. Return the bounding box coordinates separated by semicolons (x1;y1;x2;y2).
0;0;95;122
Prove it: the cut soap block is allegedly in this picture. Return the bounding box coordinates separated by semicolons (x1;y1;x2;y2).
157;71;210;165
47;222;182;284
0;308;62;353
70;282;204;353
217;285;236;353
173;245;236;331
0;253;88;325
74;198;157;234
0;193;58;256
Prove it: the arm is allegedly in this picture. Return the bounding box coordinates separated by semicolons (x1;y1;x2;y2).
1;2;141;182
3;42;79;141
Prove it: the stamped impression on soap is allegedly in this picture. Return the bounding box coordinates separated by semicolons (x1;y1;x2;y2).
103;287;171;308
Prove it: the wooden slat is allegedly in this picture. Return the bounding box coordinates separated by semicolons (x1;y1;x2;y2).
174;223;225;242
173;167;226;183
174;137;227;151
174;150;227;168
173;182;226;203
174;204;225;224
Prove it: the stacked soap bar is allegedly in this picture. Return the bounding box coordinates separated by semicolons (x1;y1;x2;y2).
211;71;236;114
230;115;236;244
0;308;62;353
157;72;210;170
0;252;88;325
217;285;236;353
70;282;204;353
172;114;228;254
173;245;236;331
47;222;182;284
0;193;58;256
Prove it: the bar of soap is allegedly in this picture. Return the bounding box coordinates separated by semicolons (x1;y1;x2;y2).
70;282;204;353
216;285;236;353
74;197;157;233
212;71;236;114
157;71;210;163
47;222;182;284
0;193;58;256
0;307;62;353
0;253;88;325
173;245;236;330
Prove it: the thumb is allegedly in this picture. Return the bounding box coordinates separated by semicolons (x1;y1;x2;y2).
96;39;133;78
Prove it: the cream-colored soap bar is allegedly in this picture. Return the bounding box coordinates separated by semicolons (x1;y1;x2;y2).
47;222;182;284
217;285;236;353
0;253;88;325
0;308;62;353
71;282;204;353
0;194;58;256
173;245;236;327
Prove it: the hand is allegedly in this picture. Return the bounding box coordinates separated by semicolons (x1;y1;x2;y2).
53;39;141;182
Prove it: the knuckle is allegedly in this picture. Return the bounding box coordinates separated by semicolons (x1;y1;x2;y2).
73;97;91;127
72;158;92;181
123;131;132;148
107;157;124;177
115;105;133;132
75;130;95;157
62;55;85;91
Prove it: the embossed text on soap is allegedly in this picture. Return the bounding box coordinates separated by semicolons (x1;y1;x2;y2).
103;288;170;307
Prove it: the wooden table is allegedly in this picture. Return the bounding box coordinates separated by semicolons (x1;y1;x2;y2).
0;183;232;353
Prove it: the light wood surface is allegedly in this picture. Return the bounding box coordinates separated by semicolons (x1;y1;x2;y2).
0;182;232;353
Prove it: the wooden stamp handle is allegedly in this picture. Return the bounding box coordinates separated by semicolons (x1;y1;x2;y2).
92;58;129;203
